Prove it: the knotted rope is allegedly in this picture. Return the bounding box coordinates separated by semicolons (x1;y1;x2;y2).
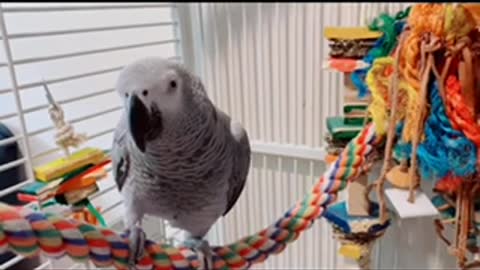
0;123;382;270
416;81;477;180
48;104;87;157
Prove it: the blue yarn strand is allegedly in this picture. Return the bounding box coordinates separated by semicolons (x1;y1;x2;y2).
396;81;477;181
351;16;407;99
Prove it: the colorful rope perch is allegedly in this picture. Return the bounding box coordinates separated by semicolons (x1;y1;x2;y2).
0;124;382;270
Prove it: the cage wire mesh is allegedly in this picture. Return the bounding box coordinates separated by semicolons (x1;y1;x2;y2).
0;2;451;270
0;3;181;269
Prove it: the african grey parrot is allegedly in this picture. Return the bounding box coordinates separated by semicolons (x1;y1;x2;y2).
111;57;251;269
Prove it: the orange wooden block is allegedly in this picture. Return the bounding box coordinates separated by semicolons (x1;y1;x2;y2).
70;207;101;225
56;160;109;195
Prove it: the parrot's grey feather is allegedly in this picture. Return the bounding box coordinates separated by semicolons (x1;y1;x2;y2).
111;113;130;192
217;110;251;216
113;57;252;242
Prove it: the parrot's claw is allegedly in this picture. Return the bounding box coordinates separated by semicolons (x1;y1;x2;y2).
126;225;146;269
183;238;213;270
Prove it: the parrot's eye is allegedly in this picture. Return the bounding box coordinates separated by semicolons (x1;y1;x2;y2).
170;80;177;89
142;89;148;96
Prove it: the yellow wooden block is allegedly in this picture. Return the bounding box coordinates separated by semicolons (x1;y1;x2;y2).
324;27;382;40
34;148;107;182
339;244;363;260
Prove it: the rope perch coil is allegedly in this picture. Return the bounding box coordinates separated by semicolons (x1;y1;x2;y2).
0;124;382;270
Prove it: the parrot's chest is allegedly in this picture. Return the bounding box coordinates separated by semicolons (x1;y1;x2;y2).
128;152;231;217
124;125;234;224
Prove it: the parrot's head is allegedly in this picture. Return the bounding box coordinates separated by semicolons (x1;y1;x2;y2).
116;57;192;152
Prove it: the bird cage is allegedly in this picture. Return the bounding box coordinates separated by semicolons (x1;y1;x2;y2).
0;2;466;270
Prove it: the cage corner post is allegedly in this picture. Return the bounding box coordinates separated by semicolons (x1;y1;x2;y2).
172;3;199;74
0;3;35;181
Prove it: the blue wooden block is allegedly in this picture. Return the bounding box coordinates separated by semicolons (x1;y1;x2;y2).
323;201;390;234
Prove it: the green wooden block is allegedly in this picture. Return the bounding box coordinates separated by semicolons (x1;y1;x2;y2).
327;116;363;141
344;117;370;125
343;104;368;114
19;181;47;195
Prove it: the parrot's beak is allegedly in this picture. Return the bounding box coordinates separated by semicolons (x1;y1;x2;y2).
128;94;150;152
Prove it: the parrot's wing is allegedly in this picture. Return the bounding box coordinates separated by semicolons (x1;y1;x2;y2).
223;119;251;216
111;114;130;192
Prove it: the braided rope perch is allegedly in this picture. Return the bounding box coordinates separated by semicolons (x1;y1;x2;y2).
0;124;382;270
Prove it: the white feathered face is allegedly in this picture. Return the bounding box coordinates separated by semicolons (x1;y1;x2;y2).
116;57;187;152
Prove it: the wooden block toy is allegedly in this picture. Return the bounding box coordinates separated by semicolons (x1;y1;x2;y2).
17;178;63;203
385;188;439;219
343;72;356;91
324;27;382;59
19;178;62;196
324;27;383;41
70;206;102;226
344;103;368;116
344;116;368;126
386;165;411;189
323;59;369;73
344;87;370;103
343;101;369;125
56;183;99;205
55;159;110;195
346;174;370;217
327;116;363;141
339;244;363;260
34;147;109;182
323;201;389;235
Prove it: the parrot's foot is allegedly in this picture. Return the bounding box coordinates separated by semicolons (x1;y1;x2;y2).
126;224;146;269
183;238;213;270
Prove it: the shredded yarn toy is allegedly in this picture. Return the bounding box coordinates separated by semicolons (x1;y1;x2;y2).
364;3;480;269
